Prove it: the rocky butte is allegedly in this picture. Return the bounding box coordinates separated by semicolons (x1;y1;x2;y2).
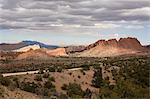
85;37;143;50
77;37;147;57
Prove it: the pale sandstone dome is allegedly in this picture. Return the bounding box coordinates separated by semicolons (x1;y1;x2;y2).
13;44;40;52
17;48;68;59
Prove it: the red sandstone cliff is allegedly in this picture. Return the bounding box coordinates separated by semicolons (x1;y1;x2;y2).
77;37;147;57
85;37;143;51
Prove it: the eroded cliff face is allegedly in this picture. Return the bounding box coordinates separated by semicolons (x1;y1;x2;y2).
77;37;146;57
118;37;142;50
85;37;143;51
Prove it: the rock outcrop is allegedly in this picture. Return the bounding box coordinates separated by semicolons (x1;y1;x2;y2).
65;46;86;53
77;37;146;57
46;48;68;56
17;49;49;59
85;37;143;50
17;48;68;59
13;45;41;52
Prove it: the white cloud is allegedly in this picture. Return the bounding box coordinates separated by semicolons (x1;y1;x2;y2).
122;7;150;16
0;0;149;31
94;23;120;29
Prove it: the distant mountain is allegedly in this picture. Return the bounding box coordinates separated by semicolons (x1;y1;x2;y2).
0;40;59;51
0;42;28;51
22;40;59;49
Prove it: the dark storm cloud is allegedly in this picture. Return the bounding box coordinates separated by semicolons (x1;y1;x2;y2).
0;0;150;30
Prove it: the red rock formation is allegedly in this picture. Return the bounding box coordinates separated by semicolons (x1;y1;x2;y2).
78;37;145;57
85;37;143;51
118;37;142;50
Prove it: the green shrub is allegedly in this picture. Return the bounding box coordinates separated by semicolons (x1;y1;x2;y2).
66;83;84;97
81;64;90;71
21;82;38;93
84;88;92;98
34;75;42;81
92;68;104;88
12;77;19;88
49;67;56;72
48;77;55;82
44;81;55;89
0;76;11;86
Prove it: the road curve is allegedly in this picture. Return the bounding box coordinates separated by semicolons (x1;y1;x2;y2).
2;68;82;77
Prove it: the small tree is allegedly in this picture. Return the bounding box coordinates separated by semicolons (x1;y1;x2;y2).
92;68;104;88
21;82;38;93
66;83;84;97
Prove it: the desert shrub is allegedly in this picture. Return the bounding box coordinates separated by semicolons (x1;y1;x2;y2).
0;76;11;86
57;67;63;72
78;75;81;79
34;75;42;81
12;77;19;88
48;76;55;82
84;88;92;98
44;81;55;89
61;84;68;90
38;69;44;74
80;70;86;75
59;94;68;99
21;82;38;93
81;64;90;71
48;67;56;72
69;72;72;75
66;83;84;97
35;88;50;96
0;86;4;97
43;73;49;78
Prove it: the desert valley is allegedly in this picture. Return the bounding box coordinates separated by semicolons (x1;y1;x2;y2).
0;0;150;98
0;37;150;99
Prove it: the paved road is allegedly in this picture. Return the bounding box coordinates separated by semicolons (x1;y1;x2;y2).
2;68;82;77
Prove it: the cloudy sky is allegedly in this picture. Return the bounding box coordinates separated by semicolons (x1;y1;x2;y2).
0;0;150;45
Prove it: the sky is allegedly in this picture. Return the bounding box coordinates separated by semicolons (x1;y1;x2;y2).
0;0;150;46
